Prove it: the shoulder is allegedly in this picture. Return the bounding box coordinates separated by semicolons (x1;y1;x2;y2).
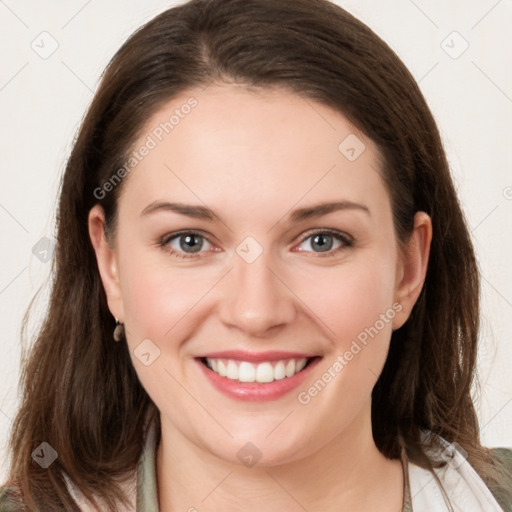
490;447;512;468
488;446;512;491
0;486;22;511
483;447;512;512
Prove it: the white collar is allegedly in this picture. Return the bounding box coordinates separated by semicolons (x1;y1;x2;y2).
407;430;504;511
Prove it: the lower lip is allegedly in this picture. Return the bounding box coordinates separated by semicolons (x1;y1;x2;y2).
196;357;321;401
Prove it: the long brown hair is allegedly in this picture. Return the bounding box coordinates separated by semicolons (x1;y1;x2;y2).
4;0;510;510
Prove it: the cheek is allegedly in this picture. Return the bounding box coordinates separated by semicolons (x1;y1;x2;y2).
293;253;397;349
117;238;227;368
292;256;398;423
120;260;216;340
117;253;219;397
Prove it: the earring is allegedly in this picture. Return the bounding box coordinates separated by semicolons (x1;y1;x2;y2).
113;318;125;342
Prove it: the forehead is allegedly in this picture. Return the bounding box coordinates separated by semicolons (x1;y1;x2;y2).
118;84;389;224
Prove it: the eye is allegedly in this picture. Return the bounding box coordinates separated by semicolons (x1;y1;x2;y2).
295;229;352;256
160;231;214;259
159;228;353;259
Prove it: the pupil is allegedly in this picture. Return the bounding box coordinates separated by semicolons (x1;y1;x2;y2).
313;234;332;252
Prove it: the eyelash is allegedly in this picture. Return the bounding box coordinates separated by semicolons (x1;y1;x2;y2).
158;229;353;260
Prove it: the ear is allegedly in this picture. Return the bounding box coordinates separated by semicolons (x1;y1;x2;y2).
392;211;432;330
88;204;124;321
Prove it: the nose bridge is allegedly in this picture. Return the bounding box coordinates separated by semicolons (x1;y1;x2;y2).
219;244;296;336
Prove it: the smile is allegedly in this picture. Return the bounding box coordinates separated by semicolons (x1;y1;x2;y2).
195;350;321;401
204;357;309;383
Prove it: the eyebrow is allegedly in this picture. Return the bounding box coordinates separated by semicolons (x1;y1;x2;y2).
140;200;370;223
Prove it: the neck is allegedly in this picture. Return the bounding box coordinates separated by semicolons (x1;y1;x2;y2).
156;401;404;512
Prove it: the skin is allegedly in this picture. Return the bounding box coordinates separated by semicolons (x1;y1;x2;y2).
89;84;432;512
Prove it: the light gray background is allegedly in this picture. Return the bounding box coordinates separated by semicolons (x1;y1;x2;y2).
1;0;511;482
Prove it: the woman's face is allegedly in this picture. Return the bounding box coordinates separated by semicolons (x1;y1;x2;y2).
90;84;430;466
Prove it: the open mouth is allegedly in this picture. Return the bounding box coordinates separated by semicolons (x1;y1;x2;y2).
198;356;320;384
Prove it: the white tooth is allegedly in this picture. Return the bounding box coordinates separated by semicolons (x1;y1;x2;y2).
239;362;256;382
226;360;239;380
256;362;274;383
217;360;227;377
274;361;286;380
296;358;307;372
285;359;296;378
209;358;308;381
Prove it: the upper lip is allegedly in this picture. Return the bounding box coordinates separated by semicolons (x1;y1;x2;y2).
196;350;319;363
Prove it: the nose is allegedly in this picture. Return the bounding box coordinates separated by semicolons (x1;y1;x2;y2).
217;250;297;338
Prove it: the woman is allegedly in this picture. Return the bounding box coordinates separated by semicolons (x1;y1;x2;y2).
1;0;511;510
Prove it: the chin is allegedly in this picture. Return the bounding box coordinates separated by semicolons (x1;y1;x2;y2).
203;432;310;469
